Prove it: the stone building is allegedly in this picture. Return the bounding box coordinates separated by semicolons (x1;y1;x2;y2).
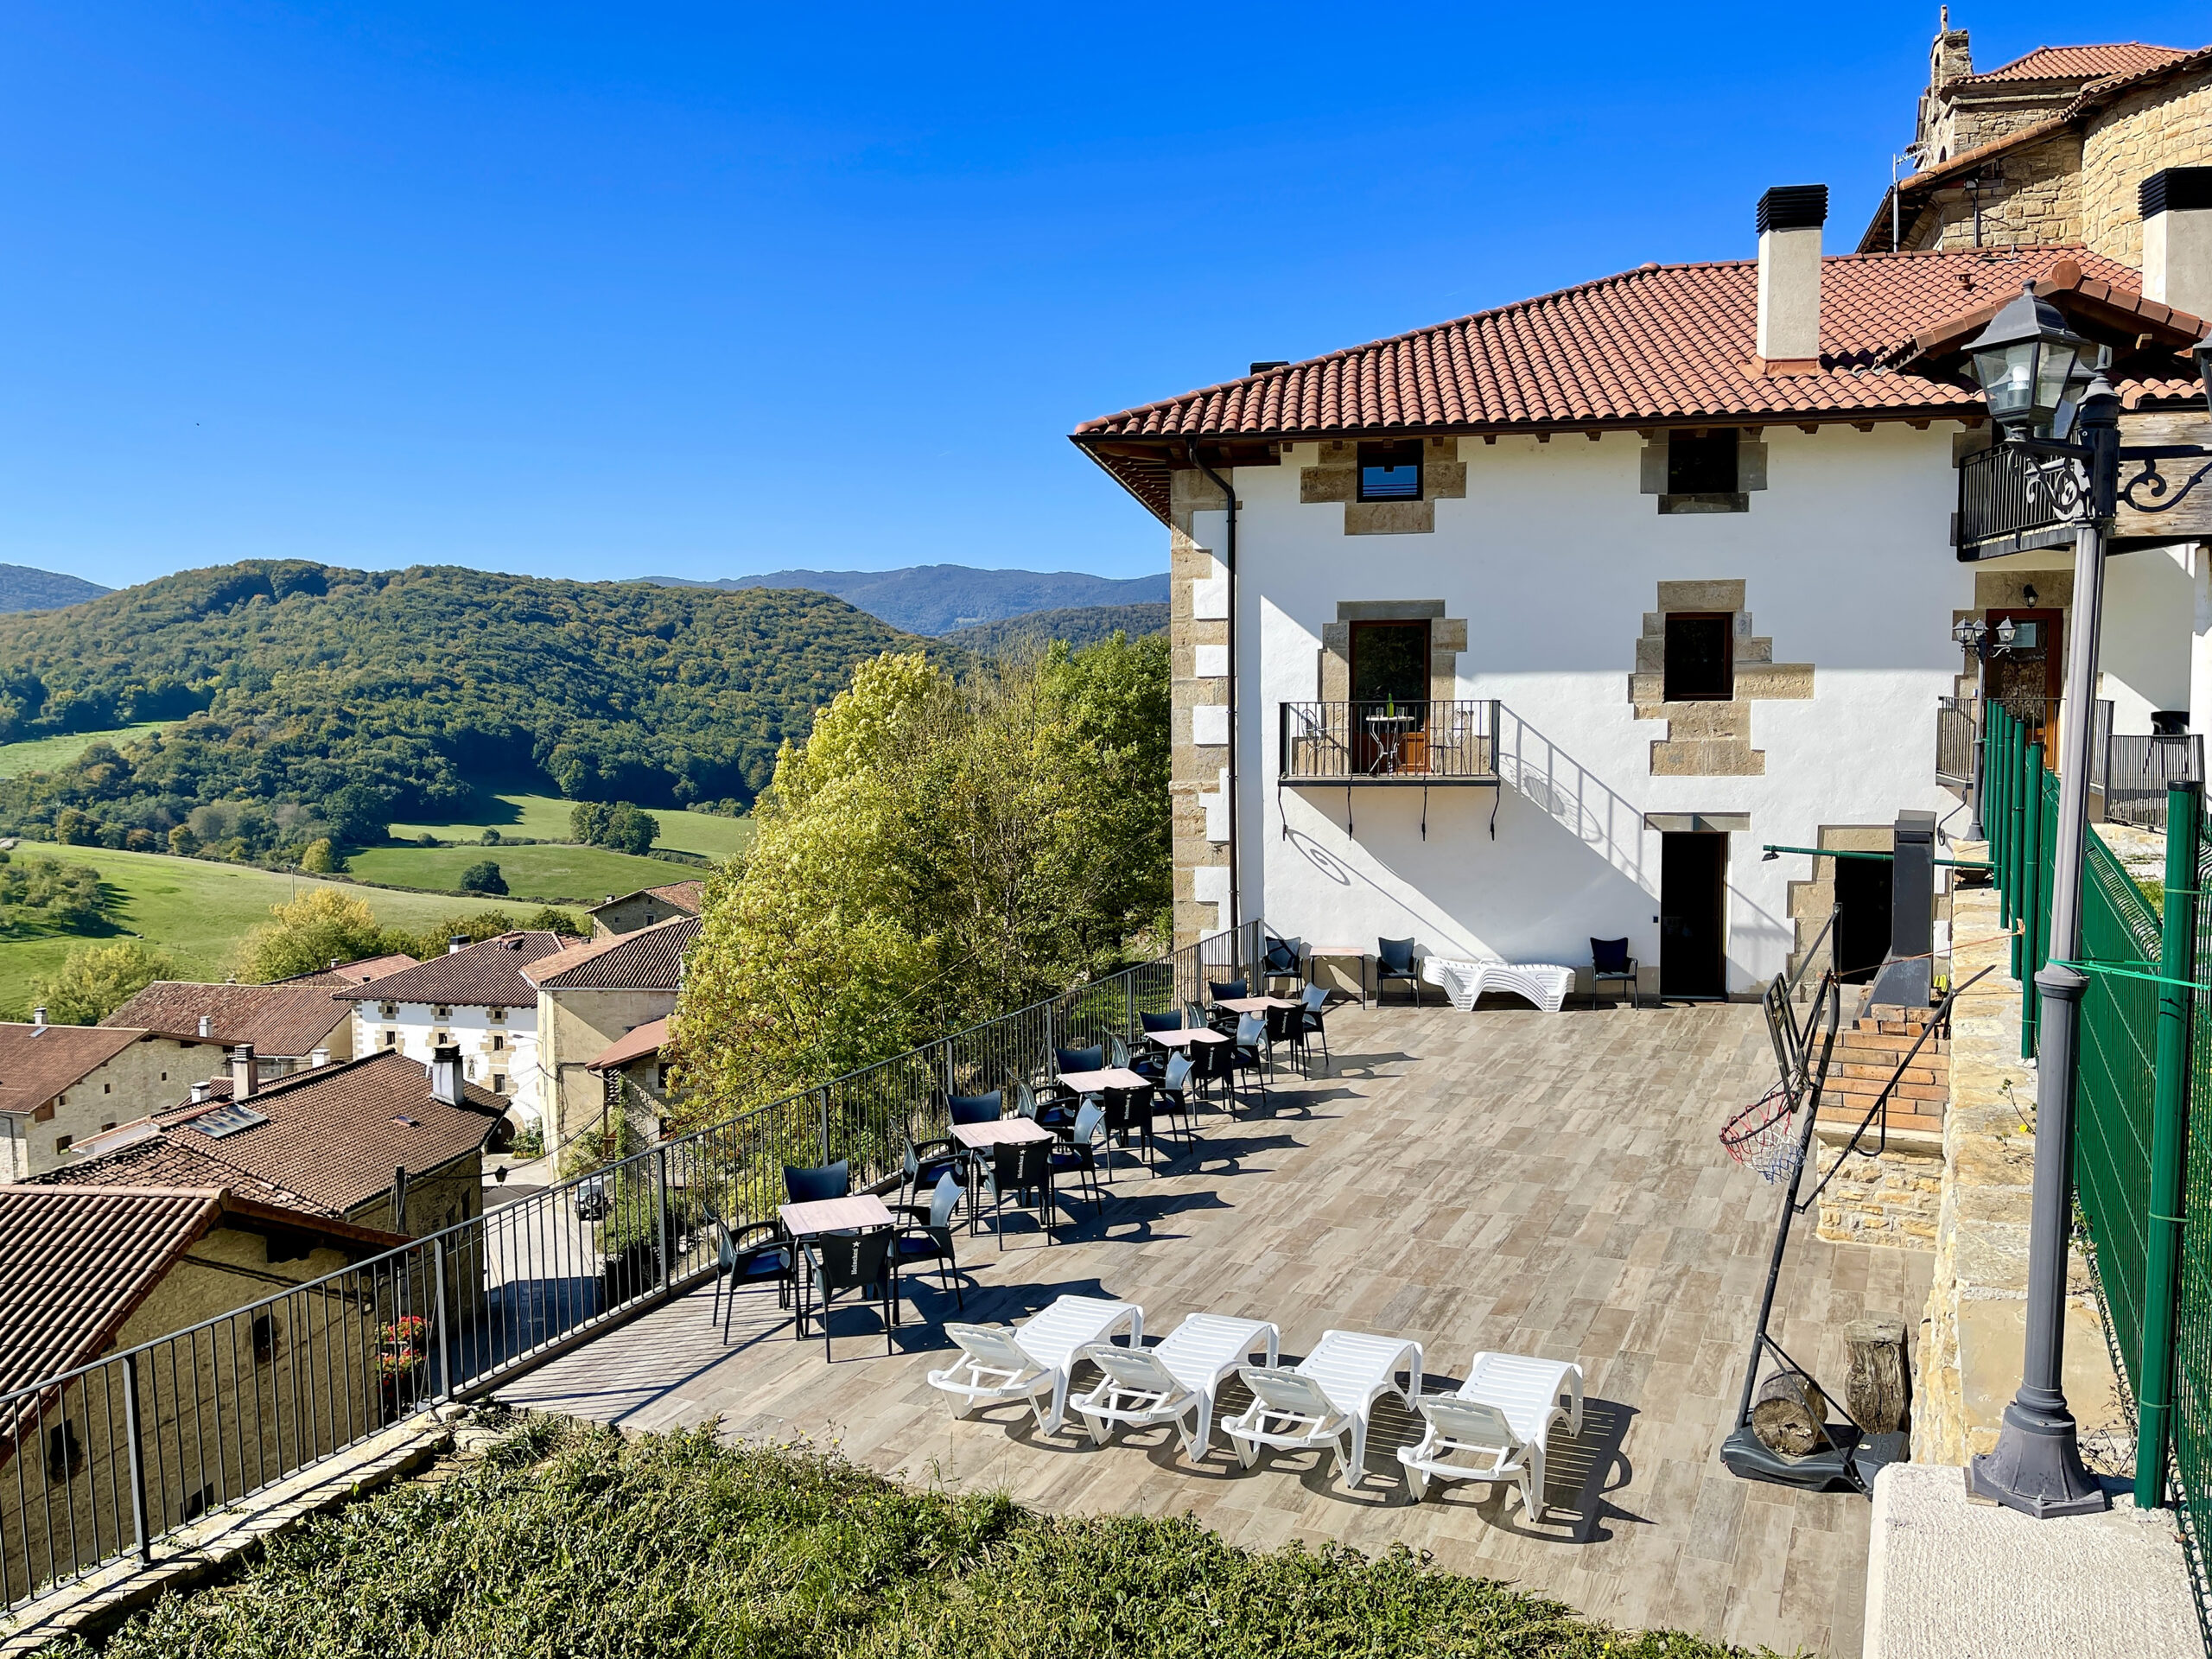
342;932;563;1128
1864;22;2210;258
523;914;696;1153
587;880;703;939
0;1017;227;1180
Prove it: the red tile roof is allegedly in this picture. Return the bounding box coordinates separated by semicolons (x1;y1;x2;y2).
591;880;705;916
0;1023;156;1119
41;1130;340;1215
1073;246;2202;519
103;981;348;1058
280;954;419;988
344;931;565;1009
587;1016;669;1072
84;1051;505;1217
1967;43;2189;82
526;915;699;991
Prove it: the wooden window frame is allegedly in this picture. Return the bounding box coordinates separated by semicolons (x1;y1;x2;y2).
1663;612;1736;702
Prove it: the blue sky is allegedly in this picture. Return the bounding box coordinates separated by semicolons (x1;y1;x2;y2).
2;3;2203;590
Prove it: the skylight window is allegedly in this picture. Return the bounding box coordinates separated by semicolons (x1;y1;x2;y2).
191;1103;270;1140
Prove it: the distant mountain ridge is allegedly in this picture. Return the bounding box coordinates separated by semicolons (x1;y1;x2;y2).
643;565;1166;635
939;603;1168;658
0;564;109;613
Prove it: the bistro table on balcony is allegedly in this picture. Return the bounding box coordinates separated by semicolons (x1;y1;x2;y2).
1143;1026;1229;1049
1363;710;1420;774
778;1192;899;1327
949;1117;1057;1235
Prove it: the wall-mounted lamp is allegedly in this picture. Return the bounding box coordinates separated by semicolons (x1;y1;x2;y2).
2022;583;2038;607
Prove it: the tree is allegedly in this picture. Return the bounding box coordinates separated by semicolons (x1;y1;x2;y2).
601;804;658;855
460;860;508;895
299;837;341;873
32;941;178;1025
232;887;389;982
325;782;394;847
167;823;199;856
569;801;612;845
524;905;586;937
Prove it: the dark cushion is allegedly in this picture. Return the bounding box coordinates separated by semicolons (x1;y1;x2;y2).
1592;937;1631;974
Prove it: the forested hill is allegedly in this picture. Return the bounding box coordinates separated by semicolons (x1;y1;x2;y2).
645;566;1167;634
0;562;931;842
0;563;109;613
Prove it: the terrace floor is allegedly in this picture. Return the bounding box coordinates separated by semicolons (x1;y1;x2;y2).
499;1001;1929;1656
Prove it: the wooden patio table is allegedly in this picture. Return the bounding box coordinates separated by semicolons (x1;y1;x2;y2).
1057;1066;1153;1093
1145;1027;1228;1047
777;1192;898;1332
950;1117;1056;1235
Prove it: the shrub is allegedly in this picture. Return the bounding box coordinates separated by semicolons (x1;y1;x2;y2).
167;823;199;856
299;837;341;874
481;826;503;846
460;860;508;895
31;941;178;1024
572;799;658;855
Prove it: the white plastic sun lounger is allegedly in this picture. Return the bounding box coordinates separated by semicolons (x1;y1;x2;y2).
1066;1313;1279;1461
1423;957;1574;1014
926;1295;1143;1435
1397;1351;1584;1516
1221;1329;1422;1490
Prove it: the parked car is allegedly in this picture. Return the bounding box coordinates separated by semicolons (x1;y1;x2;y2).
573;1174;610;1221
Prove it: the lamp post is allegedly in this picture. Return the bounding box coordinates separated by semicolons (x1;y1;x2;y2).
1952;613;2044;840
1961;284;2212;1518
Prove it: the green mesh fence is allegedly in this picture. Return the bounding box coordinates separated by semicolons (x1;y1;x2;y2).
2171;804;2212;1630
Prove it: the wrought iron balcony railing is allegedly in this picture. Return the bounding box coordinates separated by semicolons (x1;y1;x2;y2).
1935;696;1975;788
1955;444;2081;560
1278;698;1500;784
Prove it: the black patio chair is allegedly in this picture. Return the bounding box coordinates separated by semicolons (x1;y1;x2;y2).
784;1160;851;1204
1207;980;1249;1033
1261;935;1303;991
1290;982;1332;1074
1103;1083;1158;1176
1228;1011;1269;1113
1046;1099;1108;1219
899;1130;962;1206
1591;937;1639;1008
796;1226;896;1360
1192;1027;1236;1109
1376;938;1423;1005
709;1217;792;1342
1154;1052;1200;1149
888;1172;965;1311
1135;1009;1183;1083
980;1137;1057;1249
1053;1045;1104;1076
949;1091;1002;1125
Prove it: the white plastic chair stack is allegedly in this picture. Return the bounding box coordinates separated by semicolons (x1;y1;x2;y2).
926;1294;1143;1435
1397;1351;1584;1516
1065;1313;1278;1461
1421;957;1575;1014
1223;1329;1422;1490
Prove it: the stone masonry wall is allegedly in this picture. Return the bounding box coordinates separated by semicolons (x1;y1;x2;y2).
1922;133;2085;251
1169;467;1230;948
2082;72;2212;265
1811;1008;1948;1249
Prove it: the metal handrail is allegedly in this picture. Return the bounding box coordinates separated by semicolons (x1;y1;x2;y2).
1277;698;1500;783
0;917;1267;1612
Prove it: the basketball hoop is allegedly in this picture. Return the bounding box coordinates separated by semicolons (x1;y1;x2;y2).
1721;1082;1803;1183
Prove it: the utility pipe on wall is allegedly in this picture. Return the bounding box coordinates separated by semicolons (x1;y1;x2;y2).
1190;442;1240;934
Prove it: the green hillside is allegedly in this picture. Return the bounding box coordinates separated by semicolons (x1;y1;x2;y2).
0;561;943;856
386;790;754;861
0;848;541;1019
0;721;169;779
345;842;683;904
939;601;1167;658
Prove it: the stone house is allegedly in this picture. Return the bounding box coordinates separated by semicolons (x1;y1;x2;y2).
0;1182;404;1596
342;932;563;1128
587;880;703;940
0;1017;227;1180
1866;24;2211;260
103;977;359;1078
523;915;697;1153
1071;170;2212;1001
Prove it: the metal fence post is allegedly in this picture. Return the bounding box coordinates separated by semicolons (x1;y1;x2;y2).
120;1352;151;1565
2138;780;2202;1509
2021;742;2045;1058
817;1087;830;1163
652;1145;671;1294
430;1238;454;1404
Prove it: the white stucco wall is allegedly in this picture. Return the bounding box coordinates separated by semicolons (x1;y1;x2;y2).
1200;425;1974;996
2100;543;2195;734
350;1000;543;1124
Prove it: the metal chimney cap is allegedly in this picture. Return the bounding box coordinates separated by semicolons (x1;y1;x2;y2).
2142;168;2212;219
1757;184;1828;233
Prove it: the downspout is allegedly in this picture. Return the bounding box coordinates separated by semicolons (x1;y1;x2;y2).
1190;441;1239;935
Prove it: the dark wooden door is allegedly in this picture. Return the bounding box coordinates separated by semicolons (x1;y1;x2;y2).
1985;607;2063;751
1351;620;1431;772
1833;854;1893;984
1661;832;1728;999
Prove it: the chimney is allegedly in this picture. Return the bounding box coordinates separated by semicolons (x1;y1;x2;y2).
30;1007;45;1031
1755;184;1828;373
429;1043;464;1106
448;935;468;956
197;1014;212;1039
189;1080;211;1104
309;1046;331;1069
230;1044;257;1099
2141;169;2212;326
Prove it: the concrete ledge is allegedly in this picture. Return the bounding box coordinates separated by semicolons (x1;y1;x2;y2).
1865;1461;2199;1659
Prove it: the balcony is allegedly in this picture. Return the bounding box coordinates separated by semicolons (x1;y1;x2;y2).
1955;445;2079;561
1277;698;1500;785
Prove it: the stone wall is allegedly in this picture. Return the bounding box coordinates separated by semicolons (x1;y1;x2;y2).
1169;467;1230;946
1810;1007;1948;1249
1912;132;2085;251
1626;579;1814;778
2083;72;2212;264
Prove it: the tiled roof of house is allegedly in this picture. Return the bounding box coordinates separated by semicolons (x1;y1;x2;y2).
39;1131;340;1215
280;954;419;988
590;880;705;916
103;982;348;1058
1966;43;2189;82
1073;246;2200;520
525;915;699;991
0;1023;150;1119
0;1185;404;1396
79;1051;505;1216
343;932;564;1009
587;1016;669;1072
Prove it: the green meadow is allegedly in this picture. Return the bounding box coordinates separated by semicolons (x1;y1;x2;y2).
344;842;689;905
385;790;754;861
0;722;169;779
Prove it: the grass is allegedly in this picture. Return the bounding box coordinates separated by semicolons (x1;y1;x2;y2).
57;1417;1745;1659
0;721;168;779
345;842;689;905
387;789;754;861
0;848;540;1019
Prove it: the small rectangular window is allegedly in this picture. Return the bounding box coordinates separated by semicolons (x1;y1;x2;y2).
433;1005;451;1020
383;1030;397;1047
1357;440;1423;502
491;1073;508;1094
1664;613;1735;702
378;1002;397;1020
54;1135;73;1154
1667;429;1738;494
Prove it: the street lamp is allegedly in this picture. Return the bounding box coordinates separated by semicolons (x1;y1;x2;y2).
1957;301;2212;1520
1951;615;2044;838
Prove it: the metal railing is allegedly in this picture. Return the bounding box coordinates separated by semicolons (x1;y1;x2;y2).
1278;699;1499;784
2106;732;2204;832
0;918;1267;1615
1936;696;1976;788
1955;444;2080;558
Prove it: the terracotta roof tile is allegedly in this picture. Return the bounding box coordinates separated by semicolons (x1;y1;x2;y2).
587;1016;669;1071
525;915;699;991
1967;43;2189;82
0;1023;155;1119
103;982;348;1058
344;932;564;1009
279;954;419;988
41;1132;340;1215
0;1185;217;1393
590;880;704;916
